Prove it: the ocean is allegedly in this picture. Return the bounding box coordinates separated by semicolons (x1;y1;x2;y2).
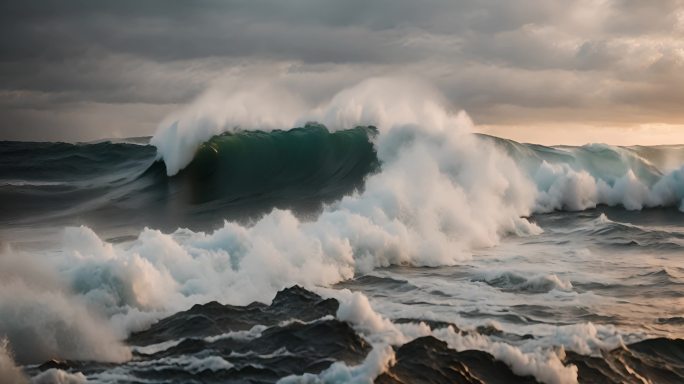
1;120;683;383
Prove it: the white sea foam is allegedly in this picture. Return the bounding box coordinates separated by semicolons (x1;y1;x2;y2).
128;354;234;373
131;339;185;355
278;344;395;384
532;161;684;212
131;325;270;356
434;327;578;384
31;369;87;384
0;339;29;384
204;324;268;343
0;247;131;365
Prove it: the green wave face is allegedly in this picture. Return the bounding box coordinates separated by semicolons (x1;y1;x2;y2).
174;123;380;206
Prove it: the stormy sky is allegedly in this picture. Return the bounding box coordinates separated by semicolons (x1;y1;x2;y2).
1;0;683;144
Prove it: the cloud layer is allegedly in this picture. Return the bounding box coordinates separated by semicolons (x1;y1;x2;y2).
0;0;683;143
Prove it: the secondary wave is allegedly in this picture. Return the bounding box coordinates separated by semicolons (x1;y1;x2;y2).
482;135;684;212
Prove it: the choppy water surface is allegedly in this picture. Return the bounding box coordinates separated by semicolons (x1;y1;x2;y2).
1;123;683;383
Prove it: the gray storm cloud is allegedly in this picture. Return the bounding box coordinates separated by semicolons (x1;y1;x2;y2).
0;0;682;142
